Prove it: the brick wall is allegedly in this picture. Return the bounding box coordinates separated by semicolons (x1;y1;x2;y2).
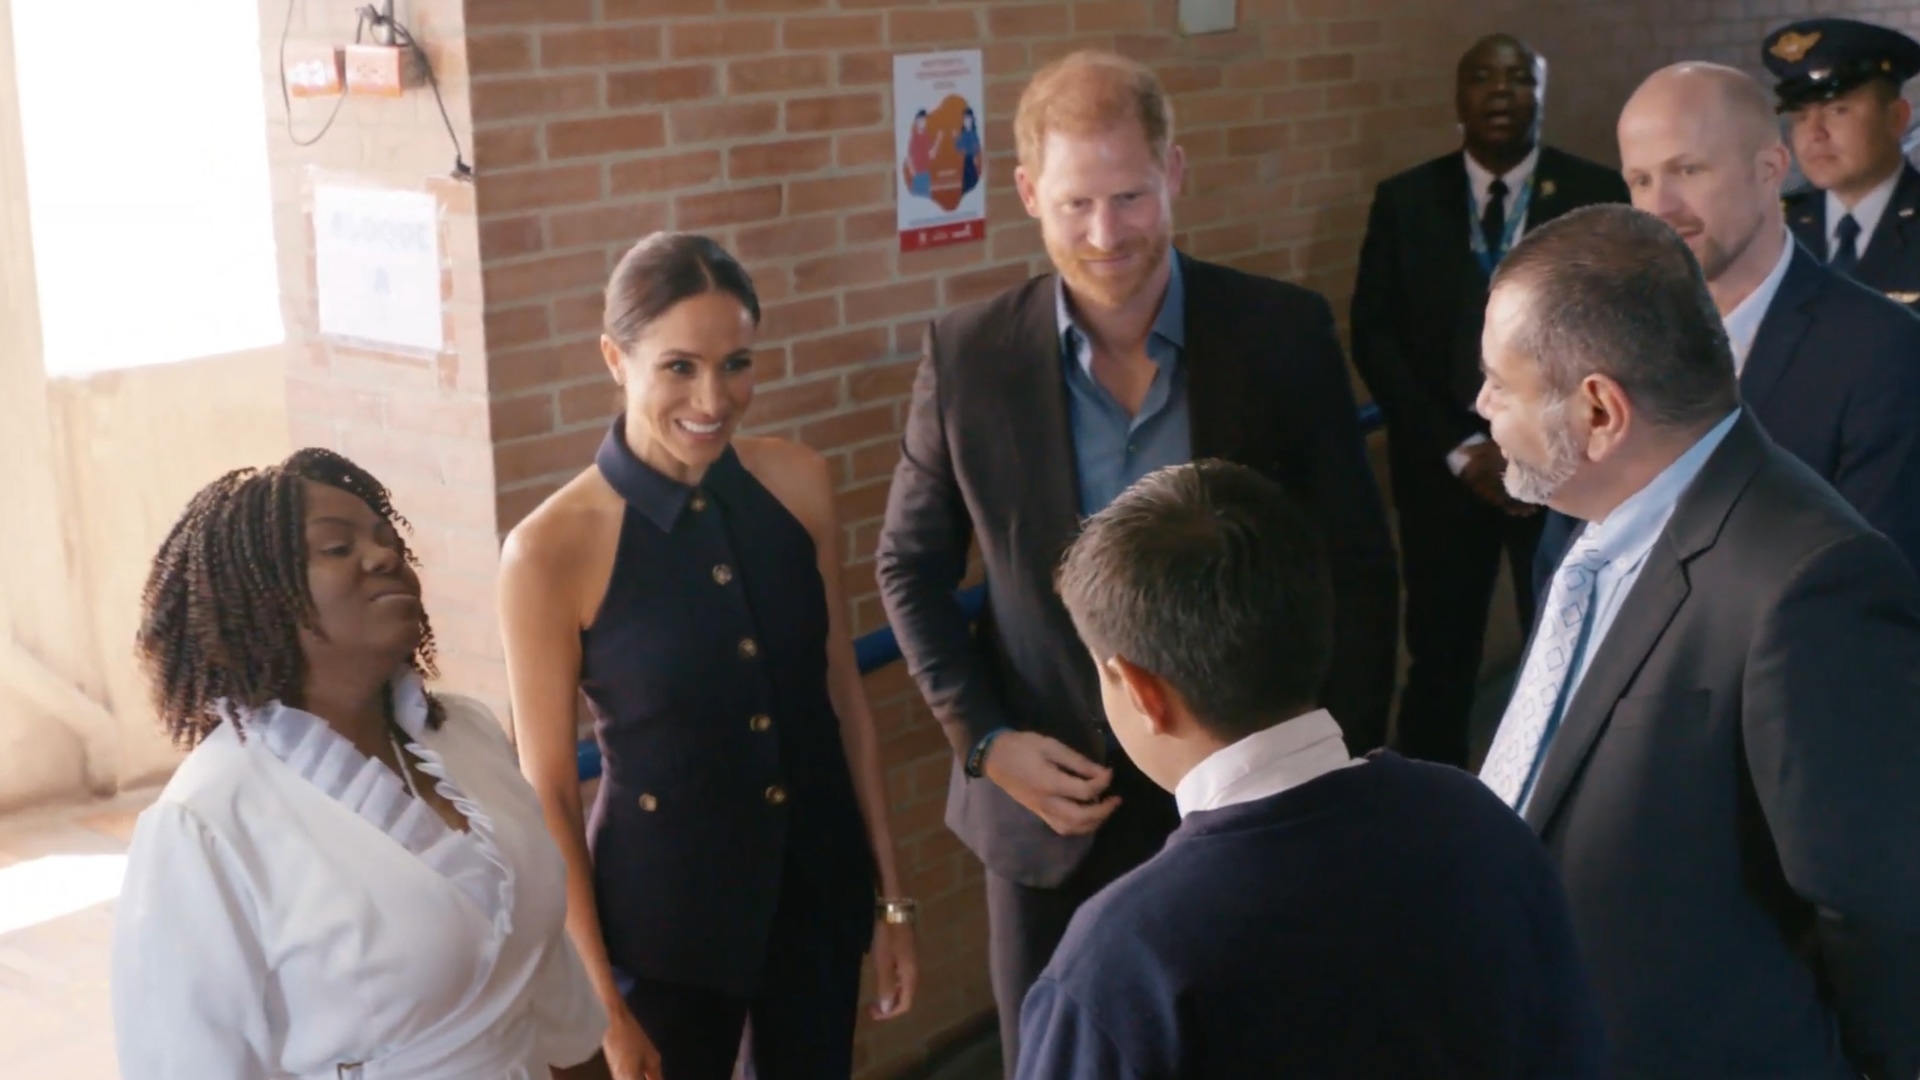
259;0;1919;1075
260;0;508;709
458;0;1487;1073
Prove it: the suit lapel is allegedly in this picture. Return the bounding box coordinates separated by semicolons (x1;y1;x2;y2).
1524;148;1576;231
1436;152;1479;279
1522;414;1768;832
1181;255;1249;462
1853;162;1920;289
1005;276;1084;561
1738;243;1822;416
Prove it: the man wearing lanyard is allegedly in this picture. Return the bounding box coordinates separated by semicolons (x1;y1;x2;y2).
1351;33;1629;772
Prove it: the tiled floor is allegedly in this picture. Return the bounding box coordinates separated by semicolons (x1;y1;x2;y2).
0;786;157;1079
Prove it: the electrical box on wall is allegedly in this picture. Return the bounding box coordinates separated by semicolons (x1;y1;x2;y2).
344;43;421;97
284;42;344;98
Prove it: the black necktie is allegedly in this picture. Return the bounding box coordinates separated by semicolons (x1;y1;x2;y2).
1482;177;1509;255
1832;213;1861;273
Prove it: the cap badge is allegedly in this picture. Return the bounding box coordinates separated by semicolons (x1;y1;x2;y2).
1770;30;1821;63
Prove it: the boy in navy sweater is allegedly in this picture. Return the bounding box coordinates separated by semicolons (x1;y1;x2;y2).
1017;460;1607;1079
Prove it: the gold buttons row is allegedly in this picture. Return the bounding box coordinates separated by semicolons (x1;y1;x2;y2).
636;783;786;811
713;564;733;585
690;494;707;512
739;637;759;659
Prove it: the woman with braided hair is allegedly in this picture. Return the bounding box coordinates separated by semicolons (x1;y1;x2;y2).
110;448;612;1080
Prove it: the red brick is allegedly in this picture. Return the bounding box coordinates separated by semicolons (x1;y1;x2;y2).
465;32;535;76
787;92;885;133
761;296;842;341
549;201;672;251
845;279;938;325
676;184;783;229
483;251;609;305
797;173;892;217
603;0;717;15
1073;1;1153;33
837;130;895;168
838;51;893;87
728;137;833;180
467;0;590;24
559;382;621;426
668;19;778;60
783;14;883;51
834;477;892;524
479;215;545;260
496;427;604;485
490;392;558;440
537;25;662;69
727;55;832;95
1227;122;1289;156
887;8;981;45
606;65;719;107
608;150;725;196
546;113;667;160
989;4;1069;36
490;341;608;393
484;305;554;351
751;376;843;424
726;0;828;13
843;207;897;246
1296;53;1357;82
800;403;894;450
478;164;604;214
848;439;901;483
1295;115;1354;147
1226;59;1293;90
849;359;917;402
793;251;897;295
735;217;841;260
1160;63;1225;93
671;101;781;144
471;75;599;121
790;327;892;378
473;124;542;170
551;292;608;338
942;262;1031;306
1182;92;1262;127
1329;19;1383;46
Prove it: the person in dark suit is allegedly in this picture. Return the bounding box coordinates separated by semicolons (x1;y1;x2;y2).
1476;202;1920;1079
1535;62;1920;594
1015;459;1607;1080
874;49;1400;1073
1768;18;1920;309
1351;33;1629;770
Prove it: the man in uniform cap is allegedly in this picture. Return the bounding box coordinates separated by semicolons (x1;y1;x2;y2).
1768;17;1920;307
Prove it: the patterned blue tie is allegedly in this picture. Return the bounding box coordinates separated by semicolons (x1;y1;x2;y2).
1481;531;1611;810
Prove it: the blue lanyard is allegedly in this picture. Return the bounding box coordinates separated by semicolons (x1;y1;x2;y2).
1470;174;1535;276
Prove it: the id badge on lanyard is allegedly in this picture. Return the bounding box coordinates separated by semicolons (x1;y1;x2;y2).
1471;175;1535;277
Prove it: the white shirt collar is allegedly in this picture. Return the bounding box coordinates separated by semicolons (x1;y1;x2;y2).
1721;233;1796;374
1463;144;1541;214
1825;164;1903;258
1173;708;1359;818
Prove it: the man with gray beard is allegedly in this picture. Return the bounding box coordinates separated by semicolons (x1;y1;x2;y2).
1532;62;1920;590
1475;201;1920;1079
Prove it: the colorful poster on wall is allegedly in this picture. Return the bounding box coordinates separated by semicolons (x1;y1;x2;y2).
892;50;987;253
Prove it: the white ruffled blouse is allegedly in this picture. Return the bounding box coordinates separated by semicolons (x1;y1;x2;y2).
110;674;608;1080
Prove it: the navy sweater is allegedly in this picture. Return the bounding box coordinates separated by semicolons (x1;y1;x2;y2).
1015;751;1606;1079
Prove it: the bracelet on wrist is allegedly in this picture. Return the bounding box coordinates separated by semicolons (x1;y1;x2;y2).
965;727;1008;779
876;897;918;925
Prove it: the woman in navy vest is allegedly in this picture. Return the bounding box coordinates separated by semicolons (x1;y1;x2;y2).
500;233;920;1080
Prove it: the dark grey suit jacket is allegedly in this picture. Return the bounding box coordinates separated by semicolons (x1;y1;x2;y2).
874;252;1400;887
1526;411;1920;1080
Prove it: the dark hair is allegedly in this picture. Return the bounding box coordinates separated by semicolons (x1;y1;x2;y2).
1491;203;1739;428
1056;460;1336;742
603;232;761;354
135;448;442;748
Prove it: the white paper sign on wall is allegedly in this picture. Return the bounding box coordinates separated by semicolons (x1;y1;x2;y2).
313;186;444;356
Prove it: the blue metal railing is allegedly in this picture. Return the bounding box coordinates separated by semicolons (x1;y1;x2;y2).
576;401;1384;781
